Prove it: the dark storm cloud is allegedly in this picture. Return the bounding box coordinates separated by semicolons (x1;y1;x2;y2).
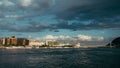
51;0;120;31
0;22;20;31
0;22;55;32
53;19;120;31
24;22;54;32
57;0;120;20
1;20;120;32
55;0;120;21
0;0;120;32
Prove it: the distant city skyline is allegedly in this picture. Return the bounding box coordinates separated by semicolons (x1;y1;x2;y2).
0;0;120;45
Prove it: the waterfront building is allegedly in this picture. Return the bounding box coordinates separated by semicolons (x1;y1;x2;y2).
0;36;29;46
5;38;11;45
17;38;29;46
0;38;3;46
29;40;44;47
45;40;60;47
10;36;17;45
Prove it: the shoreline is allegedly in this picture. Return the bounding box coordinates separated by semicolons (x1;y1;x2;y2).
0;46;108;49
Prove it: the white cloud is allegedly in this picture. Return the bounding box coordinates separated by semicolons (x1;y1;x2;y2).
51;0;56;6
94;37;104;41
19;0;33;7
45;35;58;40
77;34;104;41
77;34;92;41
5;15;23;18
45;35;74;40
44;34;104;42
0;0;15;7
18;0;55;9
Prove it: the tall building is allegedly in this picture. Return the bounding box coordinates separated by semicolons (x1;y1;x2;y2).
10;36;17;45
0;36;29;46
0;38;3;46
17;38;29;45
5;38;11;45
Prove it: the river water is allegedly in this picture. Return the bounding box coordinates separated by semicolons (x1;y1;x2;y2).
0;48;120;68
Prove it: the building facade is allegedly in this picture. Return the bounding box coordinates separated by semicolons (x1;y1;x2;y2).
45;40;60;47
29;40;44;47
10;36;17;45
0;36;29;46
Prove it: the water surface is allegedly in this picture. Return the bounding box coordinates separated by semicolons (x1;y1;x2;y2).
0;48;120;68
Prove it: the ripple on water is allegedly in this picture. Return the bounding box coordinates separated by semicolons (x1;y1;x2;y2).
0;48;120;68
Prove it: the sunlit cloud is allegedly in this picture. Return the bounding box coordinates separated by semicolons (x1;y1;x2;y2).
44;34;104;42
19;0;33;7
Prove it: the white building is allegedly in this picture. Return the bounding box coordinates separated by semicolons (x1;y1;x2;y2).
2;38;5;45
45;40;62;47
29;40;44;47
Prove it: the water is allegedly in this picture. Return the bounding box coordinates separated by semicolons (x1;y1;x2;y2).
0;48;120;68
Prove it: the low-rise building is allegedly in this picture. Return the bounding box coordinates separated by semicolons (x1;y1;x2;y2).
29;40;44;47
45;40;60;47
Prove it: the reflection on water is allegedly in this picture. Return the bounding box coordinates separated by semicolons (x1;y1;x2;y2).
0;48;120;68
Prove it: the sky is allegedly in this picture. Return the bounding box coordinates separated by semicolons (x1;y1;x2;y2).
0;0;120;45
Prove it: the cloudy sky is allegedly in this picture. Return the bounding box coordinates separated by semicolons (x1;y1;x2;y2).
0;0;120;45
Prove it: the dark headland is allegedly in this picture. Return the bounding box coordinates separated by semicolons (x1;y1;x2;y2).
106;37;120;48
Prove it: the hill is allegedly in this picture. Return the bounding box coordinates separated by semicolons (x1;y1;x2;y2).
106;37;120;47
